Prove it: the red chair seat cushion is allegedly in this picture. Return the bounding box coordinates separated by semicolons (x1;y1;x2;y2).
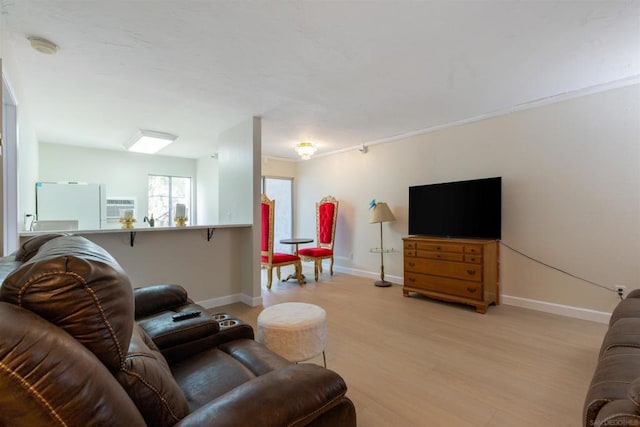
298;248;333;258
261;253;299;264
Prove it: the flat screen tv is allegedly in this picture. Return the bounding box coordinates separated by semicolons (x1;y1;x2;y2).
408;177;501;239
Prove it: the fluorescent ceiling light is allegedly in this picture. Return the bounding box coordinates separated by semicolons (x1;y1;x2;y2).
126;130;177;154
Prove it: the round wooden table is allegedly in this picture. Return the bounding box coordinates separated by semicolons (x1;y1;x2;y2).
279;238;313;282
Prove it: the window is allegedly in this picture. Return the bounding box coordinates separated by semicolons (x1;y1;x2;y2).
148;175;192;227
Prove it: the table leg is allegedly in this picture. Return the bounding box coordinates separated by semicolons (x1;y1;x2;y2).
283;243;306;283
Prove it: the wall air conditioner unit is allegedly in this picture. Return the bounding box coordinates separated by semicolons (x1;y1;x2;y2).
106;197;136;222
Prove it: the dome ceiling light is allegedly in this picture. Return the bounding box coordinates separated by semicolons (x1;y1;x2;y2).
28;36;58;55
296;141;317;160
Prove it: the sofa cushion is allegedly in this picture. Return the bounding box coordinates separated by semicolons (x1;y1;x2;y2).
600;318;640;356
219;338;291;377
172;344;260;411
117;324;190;427
0;302;146;426
610;297;640;326
0;235;134;372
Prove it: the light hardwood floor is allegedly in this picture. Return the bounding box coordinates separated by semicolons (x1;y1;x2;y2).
215;267;608;427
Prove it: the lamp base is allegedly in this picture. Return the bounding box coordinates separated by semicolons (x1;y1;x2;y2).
374;280;393;287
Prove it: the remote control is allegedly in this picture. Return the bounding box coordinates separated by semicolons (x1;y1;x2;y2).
172;310;201;321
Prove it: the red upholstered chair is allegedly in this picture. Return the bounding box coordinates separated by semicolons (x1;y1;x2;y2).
261;194;303;289
298;196;339;281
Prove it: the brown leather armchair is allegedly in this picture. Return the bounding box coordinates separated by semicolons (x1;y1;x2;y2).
0;235;356;426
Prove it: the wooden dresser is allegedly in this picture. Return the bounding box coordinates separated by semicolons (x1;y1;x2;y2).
402;236;499;313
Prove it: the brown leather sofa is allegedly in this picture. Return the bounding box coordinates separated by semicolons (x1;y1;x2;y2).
0;234;356;426
584;291;640;426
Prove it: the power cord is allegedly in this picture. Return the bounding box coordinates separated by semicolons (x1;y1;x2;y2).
499;241;623;301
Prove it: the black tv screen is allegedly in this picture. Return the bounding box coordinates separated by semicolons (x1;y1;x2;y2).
408;177;501;239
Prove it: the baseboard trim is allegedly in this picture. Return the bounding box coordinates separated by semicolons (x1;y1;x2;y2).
205;266;611;322
333;265;403;285
335;266;612;323
502;295;611;324
197;293;263;309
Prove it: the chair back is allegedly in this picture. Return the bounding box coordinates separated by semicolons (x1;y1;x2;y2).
261;194;275;262
316;196;338;249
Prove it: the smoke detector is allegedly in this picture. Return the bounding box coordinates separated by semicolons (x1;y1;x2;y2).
28;37;58;54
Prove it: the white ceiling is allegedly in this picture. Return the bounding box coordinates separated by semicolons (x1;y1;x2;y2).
2;1;639;160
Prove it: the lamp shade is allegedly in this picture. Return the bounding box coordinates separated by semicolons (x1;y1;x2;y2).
369;202;395;223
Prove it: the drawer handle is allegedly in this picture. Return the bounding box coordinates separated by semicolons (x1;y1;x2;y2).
436;246;441;250
467;269;476;276
409;262;415;267
467;287;477;293
436;254;441;258
409;277;416;283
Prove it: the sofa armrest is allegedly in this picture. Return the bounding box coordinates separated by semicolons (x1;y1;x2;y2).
134;284;189;318
161;324;254;364
593;400;640;427
174;364;354;427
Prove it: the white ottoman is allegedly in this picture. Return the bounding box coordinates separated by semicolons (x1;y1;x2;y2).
257;302;327;367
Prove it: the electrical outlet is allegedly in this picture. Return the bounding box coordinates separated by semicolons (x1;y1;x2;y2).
615;285;626;297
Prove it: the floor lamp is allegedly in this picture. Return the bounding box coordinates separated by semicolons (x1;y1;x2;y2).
369;202;396;287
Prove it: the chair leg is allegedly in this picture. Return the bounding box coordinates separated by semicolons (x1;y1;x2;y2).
267;267;273;289
314;260;319;282
276;266;281;280
330;257;334;276
318;260;323;273
295;261;304;285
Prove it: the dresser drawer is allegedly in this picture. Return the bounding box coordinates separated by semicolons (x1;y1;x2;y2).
404;258;482;282
416;250;464;262
404;241;417;250
416;242;463;253
405;272;483;301
463;254;482;264
464;245;482;254
404;249;417;257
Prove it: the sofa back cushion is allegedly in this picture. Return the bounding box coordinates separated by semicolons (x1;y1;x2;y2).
0;302;146;426
0;235;134;372
13;233;66;262
117;323;190;426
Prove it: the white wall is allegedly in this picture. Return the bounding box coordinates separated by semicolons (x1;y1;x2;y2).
262;157;297;178
212;116;262;299
39;143;198;224
81;226;257;306
292;84;640;316
196;155;219;224
1;8;39;234
217;118;258;225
